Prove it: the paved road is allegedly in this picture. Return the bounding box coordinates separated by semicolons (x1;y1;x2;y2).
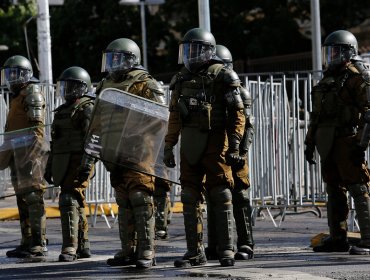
1;207;370;280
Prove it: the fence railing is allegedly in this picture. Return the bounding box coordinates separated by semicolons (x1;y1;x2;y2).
2;64;370;227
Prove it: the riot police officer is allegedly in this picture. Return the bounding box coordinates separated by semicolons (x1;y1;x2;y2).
205;45;255;260
0;55;47;258
96;38;168;268
163;28;246;267
44;66;95;262
305;30;370;254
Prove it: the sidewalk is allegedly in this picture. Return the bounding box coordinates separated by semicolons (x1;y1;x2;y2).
1;199;370;279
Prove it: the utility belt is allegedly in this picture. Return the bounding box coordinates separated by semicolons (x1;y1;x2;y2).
178;96;212;131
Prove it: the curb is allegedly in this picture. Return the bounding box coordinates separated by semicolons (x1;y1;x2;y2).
0;202;183;221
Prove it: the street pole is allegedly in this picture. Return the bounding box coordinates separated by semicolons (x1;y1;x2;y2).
310;0;322;78
140;0;148;70
198;0;211;31
36;0;53;84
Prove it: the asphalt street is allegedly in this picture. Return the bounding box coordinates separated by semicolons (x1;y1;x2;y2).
1;201;370;280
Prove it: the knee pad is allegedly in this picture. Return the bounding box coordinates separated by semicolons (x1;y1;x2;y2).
130;190;153;208
24;191;44;206
209;186;232;205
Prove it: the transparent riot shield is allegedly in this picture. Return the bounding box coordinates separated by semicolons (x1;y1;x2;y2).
0;126;49;190
84;88;180;184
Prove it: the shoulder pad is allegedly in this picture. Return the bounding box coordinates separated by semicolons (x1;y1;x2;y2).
239;85;252;104
25;83;42;96
207;63;224;77
222;68;241;87
129;69;148;81
169;69;189;90
353;61;370;83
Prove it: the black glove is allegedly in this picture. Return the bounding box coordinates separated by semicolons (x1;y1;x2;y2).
73;155;95;188
163;143;176;168
304;145;316;165
226;135;246;167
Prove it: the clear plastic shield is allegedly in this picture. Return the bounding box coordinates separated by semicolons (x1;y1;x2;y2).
0;127;49;189
85;88;180;184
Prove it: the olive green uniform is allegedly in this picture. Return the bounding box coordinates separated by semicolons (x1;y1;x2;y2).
206;84;255;259
49;96;94;259
166;63;245;265
305;62;370;251
3;84;47;257
96;68;166;266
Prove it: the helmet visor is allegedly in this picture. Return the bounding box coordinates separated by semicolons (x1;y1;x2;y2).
57;80;87;101
1;67;32;86
322;45;347;70
178;42;215;70
101;51;136;73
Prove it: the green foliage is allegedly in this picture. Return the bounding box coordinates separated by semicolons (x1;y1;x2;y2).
0;0;37;70
0;0;369;82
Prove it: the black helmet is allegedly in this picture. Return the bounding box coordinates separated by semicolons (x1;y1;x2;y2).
322;30;358;70
216;44;233;70
101;38;141;74
178;28;216;72
56;66;91;102
1;55;33;92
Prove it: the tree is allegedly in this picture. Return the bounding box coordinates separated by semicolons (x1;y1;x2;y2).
1;0;369;83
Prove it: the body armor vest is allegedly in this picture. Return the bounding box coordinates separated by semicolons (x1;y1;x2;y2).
311;67;361;159
175;63;227;165
52;97;93;154
178;63;226;132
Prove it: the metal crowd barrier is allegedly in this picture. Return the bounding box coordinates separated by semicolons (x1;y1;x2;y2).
2;62;370;229
241;72;325;227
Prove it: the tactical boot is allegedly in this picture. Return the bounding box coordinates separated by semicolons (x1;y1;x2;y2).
59;194;79;262
233;189;254;260
313;236;350;252
107;204;136;266
205;192;218;260
348;184;370;255
154;189;170;240
59;247;77;262
235;245;254;260
131;191;156;269
27;192;47;258
174;187;207;267
77;207;91;259
107;250;136;266
8;208;33;258
174;247;207;267
77;239;91;259
209;187;235;266
6;245;31;258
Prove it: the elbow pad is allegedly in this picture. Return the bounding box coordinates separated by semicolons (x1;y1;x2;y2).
225;87;244;110
24;84;45;122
